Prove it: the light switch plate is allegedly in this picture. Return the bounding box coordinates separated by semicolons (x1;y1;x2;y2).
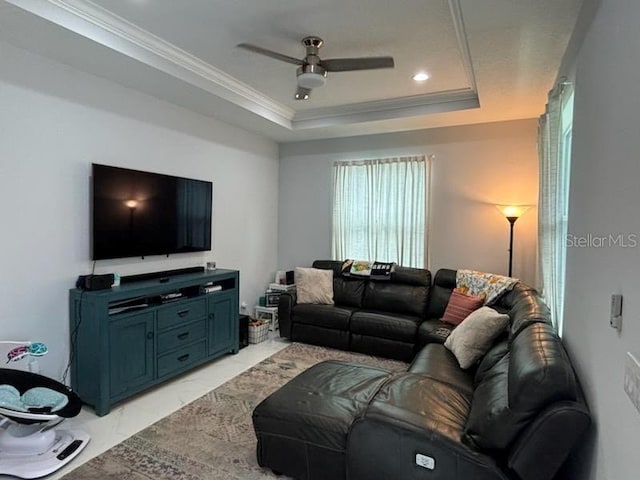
624;352;640;414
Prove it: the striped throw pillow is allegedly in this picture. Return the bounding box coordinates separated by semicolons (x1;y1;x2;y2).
441;289;485;325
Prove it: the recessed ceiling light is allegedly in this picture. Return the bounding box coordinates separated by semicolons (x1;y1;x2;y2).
412;72;430;82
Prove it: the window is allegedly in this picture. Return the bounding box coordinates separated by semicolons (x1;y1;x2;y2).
332;156;430;268
538;86;574;335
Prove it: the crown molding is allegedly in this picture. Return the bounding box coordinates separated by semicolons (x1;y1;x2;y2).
292;90;479;129
448;0;478;93
6;0;479;133
5;0;295;127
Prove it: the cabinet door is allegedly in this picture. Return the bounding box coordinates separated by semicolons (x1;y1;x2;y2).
207;290;236;355
109;311;155;398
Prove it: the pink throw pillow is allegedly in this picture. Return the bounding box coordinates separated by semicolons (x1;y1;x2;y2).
441;289;485;326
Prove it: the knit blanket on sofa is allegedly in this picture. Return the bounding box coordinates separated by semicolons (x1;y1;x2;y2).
456;269;518;305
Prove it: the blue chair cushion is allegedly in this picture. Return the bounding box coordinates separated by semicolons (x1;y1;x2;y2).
0;384;69;413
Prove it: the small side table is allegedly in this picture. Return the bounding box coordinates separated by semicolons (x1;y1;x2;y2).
254;306;279;332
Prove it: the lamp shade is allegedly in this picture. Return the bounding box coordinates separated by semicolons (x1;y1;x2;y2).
496;205;530;219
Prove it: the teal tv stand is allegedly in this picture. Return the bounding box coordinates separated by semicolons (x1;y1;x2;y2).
69;269;239;416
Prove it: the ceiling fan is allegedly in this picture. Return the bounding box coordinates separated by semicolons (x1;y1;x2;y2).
237;36;395;100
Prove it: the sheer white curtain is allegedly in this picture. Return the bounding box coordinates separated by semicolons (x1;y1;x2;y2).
538;82;574;334
332;155;430;268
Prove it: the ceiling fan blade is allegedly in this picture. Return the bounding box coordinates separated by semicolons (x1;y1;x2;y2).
294;87;312;101
236;43;304;65
320;56;395;72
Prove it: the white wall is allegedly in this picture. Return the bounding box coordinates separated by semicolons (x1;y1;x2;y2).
279;119;539;285
560;0;640;478
0;41;279;379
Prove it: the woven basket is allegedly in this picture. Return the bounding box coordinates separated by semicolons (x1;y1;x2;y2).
248;322;270;344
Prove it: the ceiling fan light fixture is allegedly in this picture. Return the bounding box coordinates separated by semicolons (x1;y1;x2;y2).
412;71;430;82
297;63;328;89
297;72;327;88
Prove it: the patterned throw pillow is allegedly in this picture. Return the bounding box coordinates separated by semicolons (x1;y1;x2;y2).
295;267;334;305
441;289;485;325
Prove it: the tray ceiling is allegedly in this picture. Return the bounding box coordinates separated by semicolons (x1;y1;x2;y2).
0;0;582;142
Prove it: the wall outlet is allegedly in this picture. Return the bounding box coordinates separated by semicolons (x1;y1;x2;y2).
624;352;640;414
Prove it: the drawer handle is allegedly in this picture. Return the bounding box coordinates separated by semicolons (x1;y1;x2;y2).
177;309;190;317
146;332;154;340
177;332;190;340
178;353;190;362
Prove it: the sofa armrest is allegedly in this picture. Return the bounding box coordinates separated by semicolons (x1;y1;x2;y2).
277;291;297;339
347;414;509;480
507;401;591;480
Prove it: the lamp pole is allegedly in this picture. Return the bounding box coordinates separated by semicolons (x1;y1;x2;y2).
497;205;529;278
507;216;518;277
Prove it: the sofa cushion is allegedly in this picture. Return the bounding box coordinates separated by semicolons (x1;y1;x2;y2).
295;267;334;304
253;360;391;451
426;269;457;318
445;307;509;369
441;289;485;325
361;266;431;317
350;311;420;342
366;373;472;443
498;283;553;338
292;304;356;330
292;324;350;351
334;277;366;308
417;319;454;345
350;334;415;362
474;334;509;386
464;323;578;451
508;323;577;412
409;344;474;396
312;260;366;307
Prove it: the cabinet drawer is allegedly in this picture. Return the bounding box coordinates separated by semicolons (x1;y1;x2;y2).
157;298;206;330
157;340;206;378
157;320;206;355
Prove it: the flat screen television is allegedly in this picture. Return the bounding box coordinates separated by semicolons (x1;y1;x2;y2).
92;164;212;260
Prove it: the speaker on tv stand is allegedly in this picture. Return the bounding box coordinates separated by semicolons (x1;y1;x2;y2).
239;314;249;349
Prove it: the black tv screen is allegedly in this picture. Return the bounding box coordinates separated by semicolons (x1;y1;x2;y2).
92;164;212;260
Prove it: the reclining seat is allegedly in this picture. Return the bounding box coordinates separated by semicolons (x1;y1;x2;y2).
417;269;545;346
349;267;431;361
280;260;367;351
418;268;457;345
347;287;590;480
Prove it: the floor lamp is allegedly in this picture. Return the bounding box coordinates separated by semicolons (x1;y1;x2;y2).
496;205;530;277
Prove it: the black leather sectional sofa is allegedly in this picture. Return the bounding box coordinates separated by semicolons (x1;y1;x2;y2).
279;260;435;361
255;261;590;480
280;260;497;360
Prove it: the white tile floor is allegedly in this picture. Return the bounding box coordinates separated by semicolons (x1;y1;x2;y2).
2;337;290;480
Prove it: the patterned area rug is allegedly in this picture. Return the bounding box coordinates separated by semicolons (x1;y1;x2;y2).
62;343;407;479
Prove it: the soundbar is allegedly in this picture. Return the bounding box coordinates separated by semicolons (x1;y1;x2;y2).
120;266;205;284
